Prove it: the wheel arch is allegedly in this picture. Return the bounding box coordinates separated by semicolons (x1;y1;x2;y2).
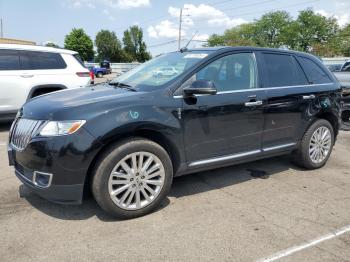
83;128;181;195
27;84;67;100
314;111;340;138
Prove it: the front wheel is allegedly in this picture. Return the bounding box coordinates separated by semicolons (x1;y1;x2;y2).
292;119;334;169
92;138;173;219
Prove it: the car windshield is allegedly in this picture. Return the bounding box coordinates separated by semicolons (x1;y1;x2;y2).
110;51;213;90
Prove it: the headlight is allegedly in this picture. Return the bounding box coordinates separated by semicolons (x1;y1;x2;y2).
39;120;86;136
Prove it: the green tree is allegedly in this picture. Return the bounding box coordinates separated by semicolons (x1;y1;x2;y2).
64;28;94;61
253;11;294;48
294;9;339;52
207;34;225;46
207;24;256;47
338;24;350;56
95;30;124;62
45;42;60;48
123;26;151;62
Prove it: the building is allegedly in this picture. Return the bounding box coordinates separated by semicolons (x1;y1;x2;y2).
0;37;35;45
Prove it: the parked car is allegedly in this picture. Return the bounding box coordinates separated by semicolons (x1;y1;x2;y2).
8;47;341;219
342;86;350;130
326;63;342;72
100;60;112;74
88;66;109;78
0;44;92;121
329;60;350;87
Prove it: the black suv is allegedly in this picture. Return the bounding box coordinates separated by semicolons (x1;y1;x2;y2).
8;47;341;218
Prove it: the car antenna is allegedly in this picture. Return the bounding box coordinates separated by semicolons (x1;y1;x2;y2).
180;31;198;53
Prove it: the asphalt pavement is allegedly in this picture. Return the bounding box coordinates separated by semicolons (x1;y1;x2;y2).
1;78;350;261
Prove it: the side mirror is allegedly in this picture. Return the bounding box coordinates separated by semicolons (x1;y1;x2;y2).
183;80;217;96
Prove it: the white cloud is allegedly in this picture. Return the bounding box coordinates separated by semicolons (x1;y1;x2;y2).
194;33;209;42
168;4;247;28
148;3;247;39
87;3;95;9
147;20;185;39
316;9;350;27
66;0;150;9
117;0;150;9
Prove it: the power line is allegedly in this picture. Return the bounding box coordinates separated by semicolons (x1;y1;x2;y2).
192;0;320;25
148;40;178;48
226;0;320;17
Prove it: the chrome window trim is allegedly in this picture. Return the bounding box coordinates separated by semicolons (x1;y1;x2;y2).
188;142;297;167
173;83;333;99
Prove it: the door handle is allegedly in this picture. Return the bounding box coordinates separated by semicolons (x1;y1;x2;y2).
302;94;315;100
20;74;34;78
245;101;263;107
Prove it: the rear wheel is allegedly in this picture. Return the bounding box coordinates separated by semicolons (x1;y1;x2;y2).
92;138;173;219
96;72;103;78
292;119;334;169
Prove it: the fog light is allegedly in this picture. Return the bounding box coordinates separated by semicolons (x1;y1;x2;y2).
32;171;53;188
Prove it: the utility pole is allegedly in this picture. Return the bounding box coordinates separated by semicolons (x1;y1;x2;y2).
0;19;3;38
178;8;182;50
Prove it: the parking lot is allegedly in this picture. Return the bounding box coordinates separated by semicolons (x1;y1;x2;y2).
94;72;118;84
1;106;350;261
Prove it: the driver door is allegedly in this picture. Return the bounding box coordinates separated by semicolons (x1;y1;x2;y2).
180;52;266;166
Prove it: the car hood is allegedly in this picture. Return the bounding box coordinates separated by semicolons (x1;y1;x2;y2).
21;84;146;120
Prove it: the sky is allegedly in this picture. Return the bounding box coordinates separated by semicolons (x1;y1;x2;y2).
1;0;350;56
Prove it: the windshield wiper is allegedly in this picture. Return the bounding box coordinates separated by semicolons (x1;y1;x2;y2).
109;81;137;92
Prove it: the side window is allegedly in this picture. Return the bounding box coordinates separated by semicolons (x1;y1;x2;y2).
19;51;67;70
0;50;20;70
262;53;308;87
195;53;257;92
299;57;331;84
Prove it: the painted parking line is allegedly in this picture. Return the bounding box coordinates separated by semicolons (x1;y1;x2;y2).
257;224;350;262
0;142;6;146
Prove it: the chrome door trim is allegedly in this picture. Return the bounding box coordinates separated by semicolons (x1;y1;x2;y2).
188;142;297;167
188;150;261;167
262;143;296;152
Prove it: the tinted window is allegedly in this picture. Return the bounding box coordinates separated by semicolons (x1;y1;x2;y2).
73;54;86;68
0;50;20;70
19;51;66;70
262;53;308;87
196;53;257;92
300;57;331;84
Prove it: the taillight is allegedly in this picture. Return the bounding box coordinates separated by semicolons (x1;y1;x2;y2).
89;71;95;80
76;72;90;77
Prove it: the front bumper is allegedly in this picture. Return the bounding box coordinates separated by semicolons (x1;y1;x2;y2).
8;127;102;204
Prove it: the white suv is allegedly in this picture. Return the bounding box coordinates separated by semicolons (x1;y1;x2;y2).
0;44;93;121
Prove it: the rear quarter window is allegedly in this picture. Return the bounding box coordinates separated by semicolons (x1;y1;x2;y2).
299;57;331;84
19;51;67;70
73;54;86;68
261;53;308;87
0;49;20;70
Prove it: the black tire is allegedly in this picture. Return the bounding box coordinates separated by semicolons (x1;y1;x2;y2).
97;72;103;78
292;119;334;169
92;138;173;219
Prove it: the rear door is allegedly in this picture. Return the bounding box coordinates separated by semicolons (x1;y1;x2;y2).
257;52;333;150
181;52;266;166
0;49;23;113
19;50;68;90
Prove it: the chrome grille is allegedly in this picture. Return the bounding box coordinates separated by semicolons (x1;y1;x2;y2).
10;119;45;151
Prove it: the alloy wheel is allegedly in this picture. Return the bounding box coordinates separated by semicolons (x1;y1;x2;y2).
108;152;165;210
309;126;332;164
